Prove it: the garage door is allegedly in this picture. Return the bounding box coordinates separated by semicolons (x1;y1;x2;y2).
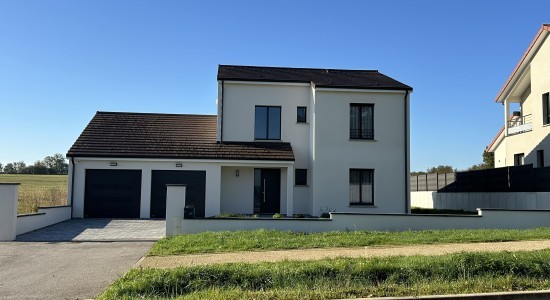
150;170;206;218
84;169;142;218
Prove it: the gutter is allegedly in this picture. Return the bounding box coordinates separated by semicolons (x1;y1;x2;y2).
70;157;75;219
404;90;410;214
220;80;225;143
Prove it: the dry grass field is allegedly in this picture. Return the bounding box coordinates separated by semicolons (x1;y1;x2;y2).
0;174;68;214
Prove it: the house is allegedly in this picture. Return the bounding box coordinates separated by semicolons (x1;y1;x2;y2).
66;65;412;219
488;24;550;167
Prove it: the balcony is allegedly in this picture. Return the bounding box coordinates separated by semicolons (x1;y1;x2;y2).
507;114;532;135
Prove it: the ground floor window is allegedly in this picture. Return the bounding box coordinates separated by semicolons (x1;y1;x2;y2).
349;169;374;205
514;153;525;166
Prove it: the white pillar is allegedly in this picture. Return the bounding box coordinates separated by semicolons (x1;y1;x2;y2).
165;184;186;237
205;165;221;217
286;166;294;217
0;183;19;241
140;168;152;218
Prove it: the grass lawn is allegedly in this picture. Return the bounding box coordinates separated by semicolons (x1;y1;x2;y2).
0;174;68;214
149;227;550;256
99;249;550;299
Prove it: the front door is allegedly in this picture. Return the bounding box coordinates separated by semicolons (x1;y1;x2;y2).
254;169;281;214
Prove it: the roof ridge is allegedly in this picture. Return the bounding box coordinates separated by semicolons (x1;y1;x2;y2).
218;64;379;73
96;111;216;117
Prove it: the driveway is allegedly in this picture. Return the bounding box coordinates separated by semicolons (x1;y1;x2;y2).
0;219;165;300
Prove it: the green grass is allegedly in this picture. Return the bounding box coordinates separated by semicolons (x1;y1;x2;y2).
0;174;68;214
149;227;550;256
99;249;550;299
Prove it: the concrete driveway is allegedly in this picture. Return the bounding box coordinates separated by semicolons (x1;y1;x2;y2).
0;219;165;300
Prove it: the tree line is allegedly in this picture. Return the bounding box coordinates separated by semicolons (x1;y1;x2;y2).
411;150;495;175
0;153;68;175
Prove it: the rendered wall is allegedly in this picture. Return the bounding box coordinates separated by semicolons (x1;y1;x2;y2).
16;206;71;235
71;159;222;218
312;90;408;215
178;209;550;234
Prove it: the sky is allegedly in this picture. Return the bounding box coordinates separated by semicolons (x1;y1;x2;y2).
0;0;549;171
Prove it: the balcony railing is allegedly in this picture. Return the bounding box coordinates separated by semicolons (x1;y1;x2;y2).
507;114;532;135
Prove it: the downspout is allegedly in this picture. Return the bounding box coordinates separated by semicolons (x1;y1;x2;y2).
404;90;410;214
70;157;75;219
220;80;224;143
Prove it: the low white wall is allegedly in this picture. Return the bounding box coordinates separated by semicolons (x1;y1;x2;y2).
411;192;550;212
410;191;436;209
16;206;71;235
0;183;19;241
177;209;550;234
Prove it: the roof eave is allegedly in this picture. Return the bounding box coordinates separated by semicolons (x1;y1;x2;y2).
495;25;550;103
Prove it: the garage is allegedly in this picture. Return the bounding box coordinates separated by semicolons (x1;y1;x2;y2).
150;170;206;218
84;169;142;218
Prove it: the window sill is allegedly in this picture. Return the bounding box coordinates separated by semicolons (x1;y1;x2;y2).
348;204;376;208
254;139;282;142
349;139;377;142
544;124;550;127
294;185;309;187
296;122;309;125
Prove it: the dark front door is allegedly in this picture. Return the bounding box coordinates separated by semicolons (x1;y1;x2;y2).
254;168;280;214
150;170;206;218
84;169;142;218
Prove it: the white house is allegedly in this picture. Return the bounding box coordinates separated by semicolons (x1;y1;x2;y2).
67;65;412;218
488;24;550;167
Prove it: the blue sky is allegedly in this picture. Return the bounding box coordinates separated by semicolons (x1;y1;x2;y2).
0;1;548;171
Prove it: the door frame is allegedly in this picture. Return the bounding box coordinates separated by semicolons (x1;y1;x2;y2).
253;168;281;214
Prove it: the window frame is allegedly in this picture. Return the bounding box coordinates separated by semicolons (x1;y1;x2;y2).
295;169;307;186
350;103;374;140
349;169;374;206
543;93;550;125
254;105;282;140
514;153;525;166
297;106;307;123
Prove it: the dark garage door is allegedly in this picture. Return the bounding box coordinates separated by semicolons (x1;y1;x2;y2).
150;170;206;218
84;169;142;218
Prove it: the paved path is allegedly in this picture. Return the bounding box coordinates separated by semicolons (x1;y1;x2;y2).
0;219;163;299
139;240;550;268
0;241;153;300
16;218;165;242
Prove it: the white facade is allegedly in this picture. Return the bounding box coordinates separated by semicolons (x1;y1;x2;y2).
218;80;410;216
69;67;411;218
489;25;550;167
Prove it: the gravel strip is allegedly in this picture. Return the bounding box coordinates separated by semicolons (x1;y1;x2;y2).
139;240;550;269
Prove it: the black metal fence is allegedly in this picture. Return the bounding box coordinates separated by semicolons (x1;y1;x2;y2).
411;164;550;193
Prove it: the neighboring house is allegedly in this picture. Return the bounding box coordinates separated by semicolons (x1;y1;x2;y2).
67;65;412;219
488;24;550;167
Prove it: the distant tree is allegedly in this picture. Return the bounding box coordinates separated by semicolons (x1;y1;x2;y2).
410;171;426;176
14;161;26;174
44;153;68;174
4;163;16;174
467;150;495;171
426;165;455;174
22;160;49;174
0;163;3;173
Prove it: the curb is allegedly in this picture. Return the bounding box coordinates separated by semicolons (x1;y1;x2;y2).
354;290;550;300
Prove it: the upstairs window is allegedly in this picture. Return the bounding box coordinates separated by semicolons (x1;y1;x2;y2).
297;106;307;123
255;106;281;140
350;169;374;205
543;93;550;125
350;104;374;139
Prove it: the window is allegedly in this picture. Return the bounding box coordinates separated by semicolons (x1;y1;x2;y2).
538;150;544;168
514;153;525;166
297;106;307;123
295;169;307;185
543;93;550;125
350;104;374;139
255;106;281;140
349;169;374;205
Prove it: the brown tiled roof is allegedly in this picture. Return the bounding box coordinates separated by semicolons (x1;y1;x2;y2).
217;65;412;90
67;112;294;161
